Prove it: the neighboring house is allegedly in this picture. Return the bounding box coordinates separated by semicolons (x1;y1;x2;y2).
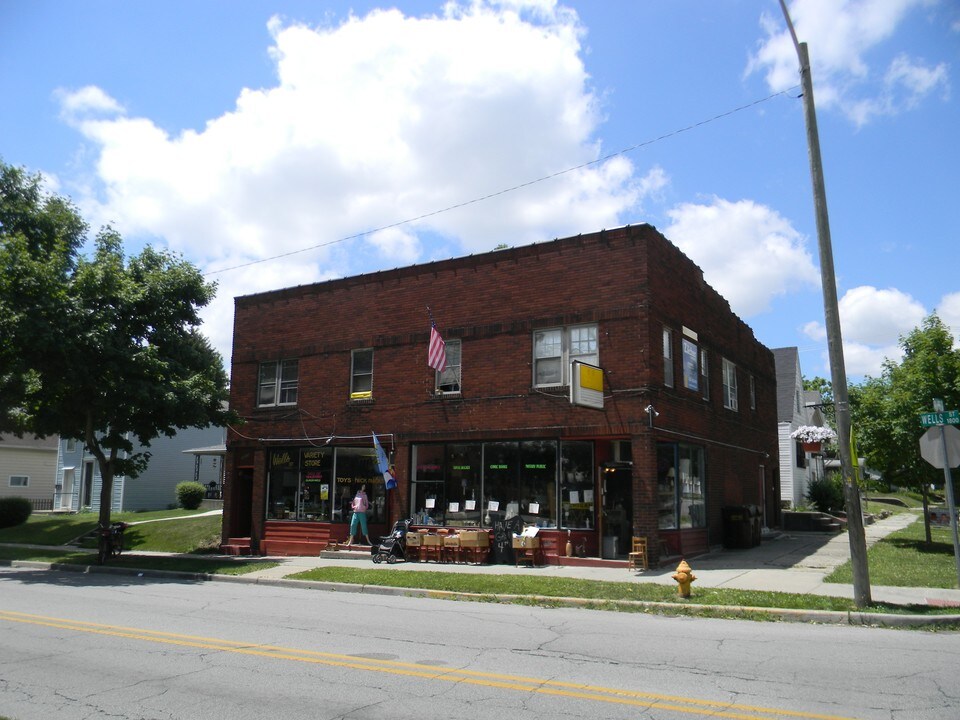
56;425;226;512
0;433;59;510
772;347;827;508
223;224;779;563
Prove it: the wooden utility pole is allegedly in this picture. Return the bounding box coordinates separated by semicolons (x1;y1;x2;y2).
778;1;872;607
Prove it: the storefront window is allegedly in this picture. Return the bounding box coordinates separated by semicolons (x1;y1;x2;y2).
411;444;444;525
300;447;333;520
483;441;519;524
267;449;299;520
265;445;386;524
561;441;594;528
657;443;706;529
518;440;557;527
445;443;482;526
335;447;387;524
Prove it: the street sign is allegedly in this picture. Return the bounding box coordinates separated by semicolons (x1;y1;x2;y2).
920;425;960;469
920;409;960;427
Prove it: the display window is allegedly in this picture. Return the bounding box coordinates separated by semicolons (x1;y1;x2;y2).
657;442;706;529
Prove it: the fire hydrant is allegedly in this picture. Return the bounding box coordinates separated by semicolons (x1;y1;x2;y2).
671;559;696;598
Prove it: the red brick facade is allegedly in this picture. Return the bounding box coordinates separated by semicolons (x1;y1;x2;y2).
223;224;779;563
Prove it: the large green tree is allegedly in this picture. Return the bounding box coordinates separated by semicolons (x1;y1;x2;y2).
850;314;960;535
1;161;232;530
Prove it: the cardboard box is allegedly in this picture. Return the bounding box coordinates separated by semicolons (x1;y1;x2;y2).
443;535;461;547
405;533;421;547
421;534;442;546
512;536;540;549
459;531;490;548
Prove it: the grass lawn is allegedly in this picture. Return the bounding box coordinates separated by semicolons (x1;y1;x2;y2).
827;517;960;588
0;508;212;546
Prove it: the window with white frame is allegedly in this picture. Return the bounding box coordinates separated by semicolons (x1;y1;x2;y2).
533;324;598;388
436;339;462;394
682;338;699;392
66;438;76;453
351;348;373;399
722;358;738;411
663;327;674;387
9;475;28;487
258;359;299;407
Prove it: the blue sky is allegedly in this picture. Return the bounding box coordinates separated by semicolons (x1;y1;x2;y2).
2;0;957;381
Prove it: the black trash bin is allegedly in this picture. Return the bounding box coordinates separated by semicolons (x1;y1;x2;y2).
747;505;762;547
722;505;753;549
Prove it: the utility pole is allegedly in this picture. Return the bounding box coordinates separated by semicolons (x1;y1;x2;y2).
778;1;872;607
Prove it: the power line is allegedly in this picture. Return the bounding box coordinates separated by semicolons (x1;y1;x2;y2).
204;86;800;277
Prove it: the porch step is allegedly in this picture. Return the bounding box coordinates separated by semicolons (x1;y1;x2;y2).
262;539;327;556
221;537;252;556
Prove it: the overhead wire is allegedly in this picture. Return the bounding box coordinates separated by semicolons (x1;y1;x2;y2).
204;86;800;278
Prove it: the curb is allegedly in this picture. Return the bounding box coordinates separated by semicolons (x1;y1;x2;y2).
5;559;960;629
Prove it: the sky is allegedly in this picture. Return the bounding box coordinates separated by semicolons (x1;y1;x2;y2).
2;0;958;383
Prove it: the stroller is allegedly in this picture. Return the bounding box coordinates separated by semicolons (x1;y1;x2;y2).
371;519;411;564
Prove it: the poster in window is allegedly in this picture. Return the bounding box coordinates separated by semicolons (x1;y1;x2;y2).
682;338;699;391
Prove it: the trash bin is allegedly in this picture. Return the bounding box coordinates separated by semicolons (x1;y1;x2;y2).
722;506;753;549
747;505;762;547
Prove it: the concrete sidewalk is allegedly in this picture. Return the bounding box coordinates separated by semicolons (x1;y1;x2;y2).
243;512;960;608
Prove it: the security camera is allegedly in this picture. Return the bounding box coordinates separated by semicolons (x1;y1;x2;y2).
645;405;659;417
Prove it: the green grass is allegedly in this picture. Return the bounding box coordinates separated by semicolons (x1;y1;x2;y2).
0;508;210;546
287;565;954;616
827;518;960;588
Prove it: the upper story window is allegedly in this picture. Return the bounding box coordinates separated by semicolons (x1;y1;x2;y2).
351;348;373;399
258;359;299;407
663;328;674;388
722;358;738;411
533;324;598;388
66;438;77;453
749;374;757;410
436;339;462;394
9;475;28;487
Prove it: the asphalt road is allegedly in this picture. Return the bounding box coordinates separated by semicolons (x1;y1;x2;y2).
2;565;959;720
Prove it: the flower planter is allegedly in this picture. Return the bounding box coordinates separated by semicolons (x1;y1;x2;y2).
802;441;822;453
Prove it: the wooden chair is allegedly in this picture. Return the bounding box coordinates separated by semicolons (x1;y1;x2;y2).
627;537;648;571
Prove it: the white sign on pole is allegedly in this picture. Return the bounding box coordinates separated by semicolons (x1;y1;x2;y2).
920;425;960;469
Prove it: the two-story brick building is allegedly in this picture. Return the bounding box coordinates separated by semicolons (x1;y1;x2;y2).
222;223;778;564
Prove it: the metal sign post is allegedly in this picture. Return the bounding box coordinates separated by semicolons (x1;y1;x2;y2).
919;413;960;588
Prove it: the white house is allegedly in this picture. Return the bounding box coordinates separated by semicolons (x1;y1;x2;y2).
56;425;225;512
0;433;59;510
773;348;827;509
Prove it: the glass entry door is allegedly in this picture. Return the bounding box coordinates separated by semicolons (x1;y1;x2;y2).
600;463;633;558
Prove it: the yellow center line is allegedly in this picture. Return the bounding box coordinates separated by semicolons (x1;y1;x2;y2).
0;610;859;720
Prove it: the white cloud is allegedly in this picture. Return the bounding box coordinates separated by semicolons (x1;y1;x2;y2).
936;291;960;348
802;285;927;376
748;0;948;126
55;85;125;119
56;1;647;365
664;197;820;318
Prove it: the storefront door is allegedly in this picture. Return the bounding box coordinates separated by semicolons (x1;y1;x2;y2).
600;463;633;558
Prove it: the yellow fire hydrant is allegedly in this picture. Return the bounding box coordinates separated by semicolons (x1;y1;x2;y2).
671;559;696;598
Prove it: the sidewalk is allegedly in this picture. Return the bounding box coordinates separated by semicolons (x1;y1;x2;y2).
242;512;960;608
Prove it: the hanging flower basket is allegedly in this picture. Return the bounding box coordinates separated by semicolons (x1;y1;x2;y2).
791;425;836;453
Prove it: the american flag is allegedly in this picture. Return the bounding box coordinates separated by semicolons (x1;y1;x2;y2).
428;323;447;373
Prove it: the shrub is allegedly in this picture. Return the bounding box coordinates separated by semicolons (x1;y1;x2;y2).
806;472;845;514
176;482;206;510
0;497;33;529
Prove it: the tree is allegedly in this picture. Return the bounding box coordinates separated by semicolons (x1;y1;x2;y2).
850;314;960;539
1;160;233;531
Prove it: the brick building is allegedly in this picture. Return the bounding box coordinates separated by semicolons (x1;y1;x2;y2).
222;224;779;563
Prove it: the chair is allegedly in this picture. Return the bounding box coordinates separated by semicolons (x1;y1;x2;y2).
627;537;648;571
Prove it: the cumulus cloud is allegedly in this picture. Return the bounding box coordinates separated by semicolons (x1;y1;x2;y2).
664;197;820;318
802;285;927;376
55;1;654;364
936;291;960;348
748;0;949;126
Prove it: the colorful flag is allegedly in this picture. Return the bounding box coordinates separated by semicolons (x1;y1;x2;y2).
372;431;397;489
428;323;447;373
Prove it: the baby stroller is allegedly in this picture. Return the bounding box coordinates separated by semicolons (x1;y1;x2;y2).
371;519;411;564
